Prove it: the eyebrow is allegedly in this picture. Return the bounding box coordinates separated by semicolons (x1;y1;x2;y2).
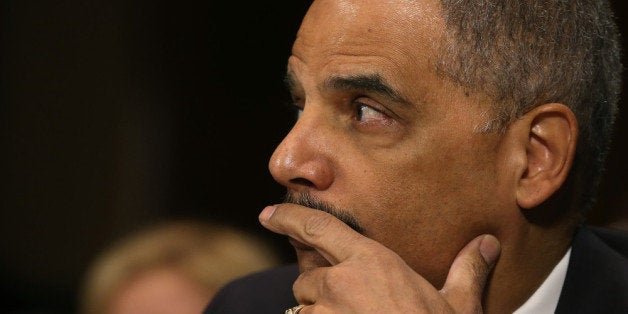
284;71;405;96
324;74;404;102
332;75;419;110
284;72;410;106
283;71;300;93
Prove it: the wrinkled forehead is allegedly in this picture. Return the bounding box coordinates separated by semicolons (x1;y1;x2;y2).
302;0;442;25
289;0;448;104
292;0;445;69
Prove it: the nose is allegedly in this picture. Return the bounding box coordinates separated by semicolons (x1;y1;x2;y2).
269;109;335;192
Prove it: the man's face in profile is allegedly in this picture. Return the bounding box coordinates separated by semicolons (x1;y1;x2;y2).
268;0;514;287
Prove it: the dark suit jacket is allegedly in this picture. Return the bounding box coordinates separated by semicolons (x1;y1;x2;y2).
204;226;628;313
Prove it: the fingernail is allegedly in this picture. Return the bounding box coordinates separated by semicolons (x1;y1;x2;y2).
259;205;277;222
479;235;501;265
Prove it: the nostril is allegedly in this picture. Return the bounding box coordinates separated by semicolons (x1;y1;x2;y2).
289;177;315;187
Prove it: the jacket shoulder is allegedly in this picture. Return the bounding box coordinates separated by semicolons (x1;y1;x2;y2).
556;226;628;313
589;225;628;258
204;263;300;314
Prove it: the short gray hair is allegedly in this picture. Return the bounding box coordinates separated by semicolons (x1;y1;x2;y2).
437;0;623;214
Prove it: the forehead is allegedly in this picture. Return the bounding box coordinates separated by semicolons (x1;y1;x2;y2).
290;0;445;96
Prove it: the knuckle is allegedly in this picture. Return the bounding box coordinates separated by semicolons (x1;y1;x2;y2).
293;270;312;292
303;213;333;239
359;243;401;266
321;266;354;294
292;269;318;302
293;273;305;291
357;241;379;257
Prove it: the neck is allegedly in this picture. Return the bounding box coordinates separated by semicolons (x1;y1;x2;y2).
482;219;575;313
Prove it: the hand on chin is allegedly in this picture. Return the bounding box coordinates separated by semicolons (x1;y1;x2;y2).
289;237;332;272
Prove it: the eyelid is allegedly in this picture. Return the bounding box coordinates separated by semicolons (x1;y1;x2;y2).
354;96;400;120
355;101;383;115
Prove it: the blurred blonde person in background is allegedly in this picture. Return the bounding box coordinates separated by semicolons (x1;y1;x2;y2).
79;220;280;314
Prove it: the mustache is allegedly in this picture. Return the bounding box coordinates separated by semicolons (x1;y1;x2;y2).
283;192;364;234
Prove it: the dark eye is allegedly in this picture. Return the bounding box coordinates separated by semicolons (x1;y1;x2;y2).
356;103;386;122
286;95;304;121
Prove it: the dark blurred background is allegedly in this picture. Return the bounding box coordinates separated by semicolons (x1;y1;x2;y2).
1;1;626;313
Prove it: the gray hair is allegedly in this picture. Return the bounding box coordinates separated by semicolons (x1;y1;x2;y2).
437;0;623;214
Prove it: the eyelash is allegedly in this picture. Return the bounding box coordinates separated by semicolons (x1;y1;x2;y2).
288;96;391;125
352;98;394;126
282;97;302;120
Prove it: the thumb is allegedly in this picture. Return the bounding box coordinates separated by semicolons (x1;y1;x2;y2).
440;234;501;312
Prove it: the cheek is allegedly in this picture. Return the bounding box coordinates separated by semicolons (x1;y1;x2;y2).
347;137;503;281
359;139;491;217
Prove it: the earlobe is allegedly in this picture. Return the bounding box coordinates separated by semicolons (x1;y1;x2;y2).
516;103;578;209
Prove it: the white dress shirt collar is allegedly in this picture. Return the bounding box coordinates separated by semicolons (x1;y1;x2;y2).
512;248;572;314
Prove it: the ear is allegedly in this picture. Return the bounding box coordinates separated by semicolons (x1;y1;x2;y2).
515;103;578;209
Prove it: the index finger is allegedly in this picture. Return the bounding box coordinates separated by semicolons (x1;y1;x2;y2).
259;204;377;265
